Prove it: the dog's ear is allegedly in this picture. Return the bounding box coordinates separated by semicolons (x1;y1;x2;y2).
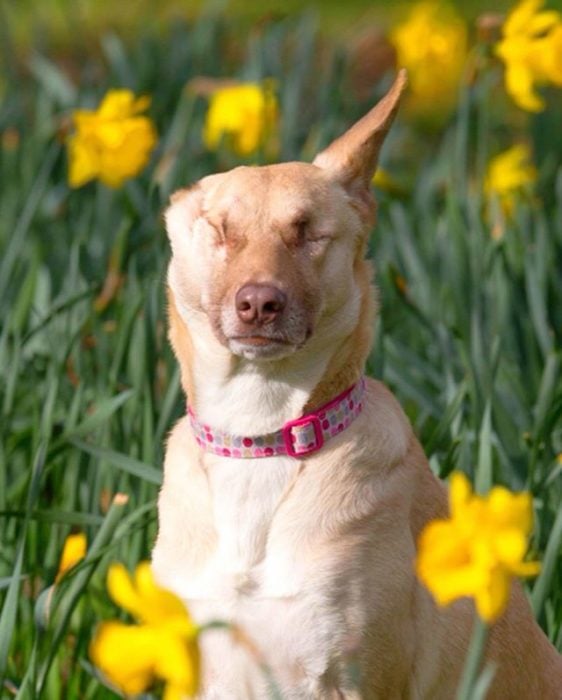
313;69;407;219
164;184;204;252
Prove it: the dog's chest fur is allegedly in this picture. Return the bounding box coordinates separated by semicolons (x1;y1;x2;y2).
202;452;301;595
159;362;324;605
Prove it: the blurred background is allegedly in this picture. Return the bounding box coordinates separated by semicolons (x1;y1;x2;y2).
6;0;516;45
1;0;562;697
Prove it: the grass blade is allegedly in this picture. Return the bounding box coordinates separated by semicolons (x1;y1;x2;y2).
71;439;162;485
61;390;134;441
532;505;562;619
0;443;46;683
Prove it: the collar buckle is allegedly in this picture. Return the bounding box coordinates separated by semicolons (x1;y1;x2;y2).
282;415;324;457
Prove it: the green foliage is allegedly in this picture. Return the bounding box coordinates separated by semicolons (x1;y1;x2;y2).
0;8;561;698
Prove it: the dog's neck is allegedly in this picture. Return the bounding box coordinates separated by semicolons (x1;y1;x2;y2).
177;318;362;437
168;262;374;437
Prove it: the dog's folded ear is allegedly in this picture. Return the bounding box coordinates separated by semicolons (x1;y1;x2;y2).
165;183;204;252
313;69;407;219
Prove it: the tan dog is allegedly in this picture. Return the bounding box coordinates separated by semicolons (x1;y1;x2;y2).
152;70;562;698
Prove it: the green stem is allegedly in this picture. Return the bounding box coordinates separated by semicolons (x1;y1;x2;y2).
456;616;489;700
35;493;130;695
532;504;562;618
0;443;45;685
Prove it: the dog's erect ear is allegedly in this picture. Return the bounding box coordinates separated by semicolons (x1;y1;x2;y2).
313;69;407;217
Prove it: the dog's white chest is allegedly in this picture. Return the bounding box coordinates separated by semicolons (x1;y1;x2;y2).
208;455;299;579
177;453;301;609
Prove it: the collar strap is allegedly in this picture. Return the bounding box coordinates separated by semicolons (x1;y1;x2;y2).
188;378;365;459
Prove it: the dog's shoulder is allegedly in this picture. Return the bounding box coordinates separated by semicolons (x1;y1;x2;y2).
361;377;449;525
360;376;414;466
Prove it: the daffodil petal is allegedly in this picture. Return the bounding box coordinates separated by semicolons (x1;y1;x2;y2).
512;560;542;577
488;488;534;532
494;528;527;566
98;89;139;119
163;684;186;700
90;622;158;695
67;135;99;189
529;10;560;35
133;563;197;631
107;562;144;619
475;569;511;622
154;632;200;695
449;472;471;515
503;0;544;37
56;532;87;581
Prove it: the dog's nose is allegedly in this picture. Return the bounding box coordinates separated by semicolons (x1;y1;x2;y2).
235;284;287;325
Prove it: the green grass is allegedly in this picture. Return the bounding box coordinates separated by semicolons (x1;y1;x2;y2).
1;5;561;699
2;0;516;53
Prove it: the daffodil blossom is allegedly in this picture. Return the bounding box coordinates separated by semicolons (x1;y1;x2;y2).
203;83;278;156
416;473;540;622
485;143;537;215
390;2;467;114
67;89;157;188
90;562;200;698
496;0;562;111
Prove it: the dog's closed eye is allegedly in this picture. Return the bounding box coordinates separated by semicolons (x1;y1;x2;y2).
293;217;309;246
204;215;238;248
291;216;333;250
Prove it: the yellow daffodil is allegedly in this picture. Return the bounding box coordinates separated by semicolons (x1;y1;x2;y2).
67;89;157;188
485;143;536;217
56;532;87;582
390;2;467;115
372;167;395;191
416;472;540;622
90;562;200;698
496;0;562;111
203;82;278;157
372;167;408;197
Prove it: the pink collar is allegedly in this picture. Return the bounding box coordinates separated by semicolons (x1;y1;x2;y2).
188;378;366;459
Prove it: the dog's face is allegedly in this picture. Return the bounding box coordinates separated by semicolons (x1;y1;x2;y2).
165;71;407;361
165;162;367;360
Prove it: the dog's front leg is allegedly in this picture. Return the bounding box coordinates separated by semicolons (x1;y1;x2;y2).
188;592;366;700
237;594;367;699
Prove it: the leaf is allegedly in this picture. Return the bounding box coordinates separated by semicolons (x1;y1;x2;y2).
28;53;77;107
532;505;562;618
71;439;161;485
34;495;131;694
475;401;493;495
0;443;45;682
61;390;134;441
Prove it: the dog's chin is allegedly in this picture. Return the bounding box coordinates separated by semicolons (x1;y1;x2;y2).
227;337;299;361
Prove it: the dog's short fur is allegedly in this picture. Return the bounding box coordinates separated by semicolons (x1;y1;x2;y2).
152;71;562;698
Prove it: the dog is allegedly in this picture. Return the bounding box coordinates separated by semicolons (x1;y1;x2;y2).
152;70;562;698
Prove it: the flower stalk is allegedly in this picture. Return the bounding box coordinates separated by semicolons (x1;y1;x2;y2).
456;617;490;700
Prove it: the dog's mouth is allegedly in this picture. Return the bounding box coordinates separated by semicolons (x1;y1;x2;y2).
227;334;299;360
217;301;315;361
232;335;291;346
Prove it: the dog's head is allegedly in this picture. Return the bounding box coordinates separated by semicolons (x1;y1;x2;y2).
165;70;406;363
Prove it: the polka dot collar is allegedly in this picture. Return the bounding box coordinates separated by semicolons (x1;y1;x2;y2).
188;378;366;459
